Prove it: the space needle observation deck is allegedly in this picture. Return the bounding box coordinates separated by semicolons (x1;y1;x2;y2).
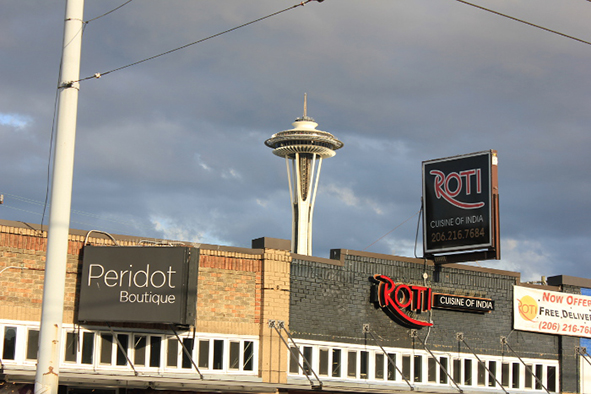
265;95;343;255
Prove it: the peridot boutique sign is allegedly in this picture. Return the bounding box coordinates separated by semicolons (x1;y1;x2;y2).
78;246;199;325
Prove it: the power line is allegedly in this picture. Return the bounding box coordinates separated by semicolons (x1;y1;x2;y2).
454;0;591;46
364;209;420;251
86;0;133;23
77;0;324;82
3;193;147;230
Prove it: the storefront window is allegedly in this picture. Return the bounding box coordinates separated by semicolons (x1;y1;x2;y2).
347;351;357;377
167;338;178;367
525;364;533;388
453;359;462;383
134;335;146;366
402;355;411;381
198;340;209;368
319;348;329;376
414;355;423;382
439;357;448;384
228;340;255;372
2;327;17;360
360;351;369;379
387;353;396;381
502;362;510;387
289;346;299;373
375;353;384;379
488;361;497;387
477;361;486;385
81;332;94;365
213;339;224;370
65;332;77;362
303;346;313;375
100;334;113;365
464;359;472;385
26;329;39;360
535;364;544;390
332;349;341;377
547;366;556;392
512;363;520;388
149;336;161;368
116;334;128;366
243;341;254;371
428;357;437;382
229;341;240;370
181;338;193;369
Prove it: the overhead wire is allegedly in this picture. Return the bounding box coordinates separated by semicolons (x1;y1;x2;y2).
38;0;590;247
5;193;145;229
42;1;135;230
364;0;591;252
414;202;423;259
77;0;323;83
40;0;321;233
363;209;420;251
42;52;64;232
2;193;161;236
454;0;591;46
85;0;134;23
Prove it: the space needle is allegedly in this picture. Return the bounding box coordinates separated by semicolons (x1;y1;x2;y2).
265;95;343;255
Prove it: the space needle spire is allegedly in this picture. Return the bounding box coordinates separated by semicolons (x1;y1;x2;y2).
265;95;343;255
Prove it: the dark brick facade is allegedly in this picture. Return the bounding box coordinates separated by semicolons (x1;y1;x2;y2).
289;250;560;361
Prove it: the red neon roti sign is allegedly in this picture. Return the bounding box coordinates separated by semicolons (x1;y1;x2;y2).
373;274;433;328
430;168;485;210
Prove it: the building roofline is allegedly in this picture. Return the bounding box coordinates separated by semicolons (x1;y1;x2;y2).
3;219;589;286
329;248;522;278
547;274;591;289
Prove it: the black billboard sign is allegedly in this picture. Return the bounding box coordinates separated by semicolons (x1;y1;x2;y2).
78;246;199;325
423;150;499;259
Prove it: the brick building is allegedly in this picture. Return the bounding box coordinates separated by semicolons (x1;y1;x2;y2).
1;219;590;394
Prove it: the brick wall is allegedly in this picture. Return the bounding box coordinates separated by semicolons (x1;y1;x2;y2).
0;228;81;323
289;250;559;360
0;225;164;325
258;249;291;384
0;223;274;336
196;252;262;336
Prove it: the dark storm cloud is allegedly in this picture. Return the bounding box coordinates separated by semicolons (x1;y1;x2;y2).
2;0;591;281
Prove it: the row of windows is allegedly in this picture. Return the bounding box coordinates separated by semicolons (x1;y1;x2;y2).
0;323;559;392
274;140;335;149
289;343;558;392
1;325;256;374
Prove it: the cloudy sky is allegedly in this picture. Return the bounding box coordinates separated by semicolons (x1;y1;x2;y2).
2;0;590;281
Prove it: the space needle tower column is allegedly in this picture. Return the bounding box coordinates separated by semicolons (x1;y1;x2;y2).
265;95;343;255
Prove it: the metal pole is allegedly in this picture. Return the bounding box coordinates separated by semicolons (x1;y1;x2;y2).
501;337;550;394
170;324;204;379
107;324;139;376
412;330;462;393
364;328;414;390
35;1;84;393
268;320;322;389
576;347;591;367
457;334;507;393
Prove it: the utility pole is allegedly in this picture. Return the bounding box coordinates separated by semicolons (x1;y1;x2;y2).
35;1;84;393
